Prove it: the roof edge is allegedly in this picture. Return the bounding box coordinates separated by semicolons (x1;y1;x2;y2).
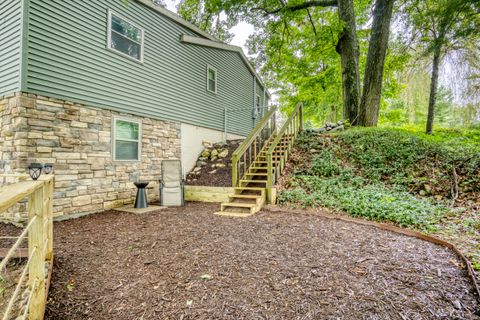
181;35;271;98
135;0;217;41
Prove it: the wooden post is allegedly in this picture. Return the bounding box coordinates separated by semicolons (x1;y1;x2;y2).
28;187;46;320
266;154;273;203
45;178;53;260
299;103;304;132
232;155;238;187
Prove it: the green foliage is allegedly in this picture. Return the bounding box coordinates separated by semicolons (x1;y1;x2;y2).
280;128;480;229
279;175;445;229
310;150;342;177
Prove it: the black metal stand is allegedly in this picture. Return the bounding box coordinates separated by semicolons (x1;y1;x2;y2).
134;182;149;208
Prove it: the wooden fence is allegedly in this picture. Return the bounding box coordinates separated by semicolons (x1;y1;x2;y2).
0;175;54;320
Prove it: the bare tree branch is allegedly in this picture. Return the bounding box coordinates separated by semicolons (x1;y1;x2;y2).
306;8;318;37
252;0;338;16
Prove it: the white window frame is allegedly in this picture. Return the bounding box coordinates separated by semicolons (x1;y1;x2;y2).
107;10;145;63
112;116;142;162
206;65;217;94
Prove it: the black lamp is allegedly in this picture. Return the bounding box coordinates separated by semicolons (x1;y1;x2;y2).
43;163;53;174
28;163;43;180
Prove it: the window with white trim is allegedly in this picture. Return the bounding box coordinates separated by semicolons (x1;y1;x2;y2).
107;11;144;62
207;65;217;93
113;118;141;161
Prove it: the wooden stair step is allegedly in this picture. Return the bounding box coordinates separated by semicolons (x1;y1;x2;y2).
221;202;257;214
240;179;268;185
229;194;263;205
245;172;268;176
234;187;265;195
253;161;280;164
249;167;275;171
229;194;262;200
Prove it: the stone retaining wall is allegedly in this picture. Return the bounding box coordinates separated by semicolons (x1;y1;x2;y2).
0;92;181;217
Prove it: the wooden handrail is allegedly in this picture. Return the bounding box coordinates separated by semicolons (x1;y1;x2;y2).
232;106;277;158
266;103;303;201
232;106;277;187
0;175;54;320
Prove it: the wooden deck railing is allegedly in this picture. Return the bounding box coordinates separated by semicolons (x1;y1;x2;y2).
231;106;277;187
0;175;54;320
266;103;303;201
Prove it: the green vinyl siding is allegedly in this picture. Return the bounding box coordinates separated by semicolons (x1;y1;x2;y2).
25;0;261;136
0;0;22;96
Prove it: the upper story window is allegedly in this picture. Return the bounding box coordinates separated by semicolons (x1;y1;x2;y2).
107;11;144;62
207;65;217;93
113;117;142;161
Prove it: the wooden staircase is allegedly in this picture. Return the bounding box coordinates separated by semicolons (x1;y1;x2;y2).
215;103;303;217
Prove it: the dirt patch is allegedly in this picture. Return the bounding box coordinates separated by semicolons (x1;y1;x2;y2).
185;140;241;187
45;203;478;319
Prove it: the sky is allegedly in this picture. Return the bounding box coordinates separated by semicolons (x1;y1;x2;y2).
164;0;254;50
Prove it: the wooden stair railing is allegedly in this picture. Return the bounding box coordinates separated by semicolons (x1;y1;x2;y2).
231;106;277;188
266;102;303;202
215;103;303;217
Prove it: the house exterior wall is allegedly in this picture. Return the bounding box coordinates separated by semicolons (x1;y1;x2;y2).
0;93;181;217
0;0;22;96
180;123;244;177
24;0;260;136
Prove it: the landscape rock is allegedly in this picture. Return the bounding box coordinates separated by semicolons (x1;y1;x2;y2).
201;149;211;158
202;140;213;148
218;149;229;158
210;149;219;158
214;142;227;148
215;163;226;168
329;125;344;132
208;169;217;174
196;160;207;167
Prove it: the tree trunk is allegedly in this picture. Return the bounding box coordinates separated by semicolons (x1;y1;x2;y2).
426;46;442;134
336;0;361;125
358;0;395;126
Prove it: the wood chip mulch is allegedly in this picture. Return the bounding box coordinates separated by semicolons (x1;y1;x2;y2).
40;202;480;319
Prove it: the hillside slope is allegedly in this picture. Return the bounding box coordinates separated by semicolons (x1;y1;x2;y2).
278;128;480;271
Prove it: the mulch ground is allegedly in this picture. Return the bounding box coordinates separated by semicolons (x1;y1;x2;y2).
42;203;479;319
185;140;241;187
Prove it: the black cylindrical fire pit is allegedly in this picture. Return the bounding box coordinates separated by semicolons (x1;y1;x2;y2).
134;181;149;208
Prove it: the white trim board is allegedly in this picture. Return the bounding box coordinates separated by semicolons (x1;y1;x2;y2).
181;35;271;98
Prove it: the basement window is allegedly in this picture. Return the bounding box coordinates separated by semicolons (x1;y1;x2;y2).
113;117;141;161
107;10;144;62
207;65;217;93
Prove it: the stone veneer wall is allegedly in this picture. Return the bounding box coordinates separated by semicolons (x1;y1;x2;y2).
0;92;181;217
